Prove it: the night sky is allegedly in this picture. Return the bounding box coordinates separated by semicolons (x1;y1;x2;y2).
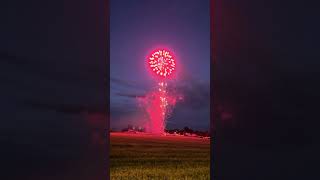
110;0;210;131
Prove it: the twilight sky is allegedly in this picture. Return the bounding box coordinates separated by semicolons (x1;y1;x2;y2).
110;0;210;131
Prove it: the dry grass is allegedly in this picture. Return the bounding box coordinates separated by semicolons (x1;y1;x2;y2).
110;133;210;180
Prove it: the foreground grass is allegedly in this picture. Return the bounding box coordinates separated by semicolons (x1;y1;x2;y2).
110;133;210;180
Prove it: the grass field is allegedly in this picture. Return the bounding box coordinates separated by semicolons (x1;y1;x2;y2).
110;132;210;180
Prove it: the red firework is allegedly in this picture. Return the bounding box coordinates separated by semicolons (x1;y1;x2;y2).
148;49;176;78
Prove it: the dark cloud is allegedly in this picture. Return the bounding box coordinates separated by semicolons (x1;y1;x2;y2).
175;80;210;110
115;92;145;98
111;77;135;87
110;105;139;118
111;77;147;91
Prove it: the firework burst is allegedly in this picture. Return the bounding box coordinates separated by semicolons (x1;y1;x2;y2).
148;49;175;78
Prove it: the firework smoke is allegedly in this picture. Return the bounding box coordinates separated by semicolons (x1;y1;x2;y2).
138;82;181;134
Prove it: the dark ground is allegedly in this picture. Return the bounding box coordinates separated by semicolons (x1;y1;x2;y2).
110;132;210;179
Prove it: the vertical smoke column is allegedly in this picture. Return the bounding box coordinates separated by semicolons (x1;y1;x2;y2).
147;49;176;134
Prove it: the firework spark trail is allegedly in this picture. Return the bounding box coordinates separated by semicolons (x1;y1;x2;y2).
159;81;167;133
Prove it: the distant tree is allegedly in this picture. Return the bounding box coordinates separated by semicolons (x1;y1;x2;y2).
183;126;194;134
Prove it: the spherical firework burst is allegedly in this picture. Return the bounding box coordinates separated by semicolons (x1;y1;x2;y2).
148;49;175;78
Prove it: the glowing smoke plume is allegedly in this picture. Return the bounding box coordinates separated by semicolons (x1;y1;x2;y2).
138;84;179;134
